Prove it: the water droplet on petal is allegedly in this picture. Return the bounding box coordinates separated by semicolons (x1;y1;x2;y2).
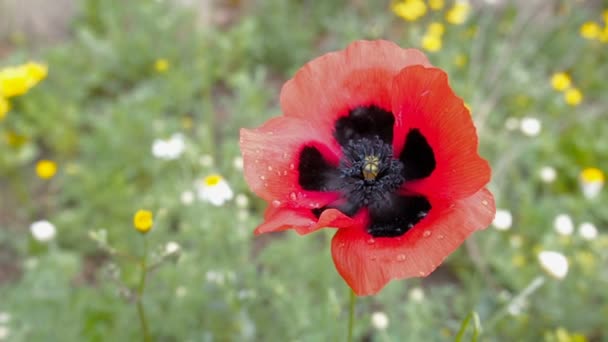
259;175;266;180
282;152;289;160
338;242;346;248
437;234;445;240
267;165;273;171
397;254;406;261
289;163;295;170
367;238;376;245
423;230;432;238
482;200;489;206
282;170;288;176
419;271;425;276
289;192;297;201
271;200;281;208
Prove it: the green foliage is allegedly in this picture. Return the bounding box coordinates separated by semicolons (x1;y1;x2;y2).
0;0;607;341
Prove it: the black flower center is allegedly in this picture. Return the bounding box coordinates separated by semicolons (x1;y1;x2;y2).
298;105;436;238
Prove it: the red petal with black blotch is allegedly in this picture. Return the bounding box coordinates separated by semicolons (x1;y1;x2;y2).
255;207;366;236
331;188;495;296
240;116;341;227
280;40;431;132
391;65;491;201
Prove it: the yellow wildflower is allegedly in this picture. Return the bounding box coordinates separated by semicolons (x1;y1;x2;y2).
446;2;471;25
454;54;467;68
0;97;10;120
579;22;601;40
154;58;170;73
23;62;48;87
427;22;445;36
421;34;442;52
580;167;604;183
36;160;57;179
392;0;427;22
564;88;583;106
133;210;154;233
428;0;444;11
4;131;27;147
603;9;608;23
599;26;608;43
511;254;526;267
0;66;30;98
551;72;571;91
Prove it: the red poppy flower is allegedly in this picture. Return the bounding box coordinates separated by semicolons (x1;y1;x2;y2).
240;40;495;296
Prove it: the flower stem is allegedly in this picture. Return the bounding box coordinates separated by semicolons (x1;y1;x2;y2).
137;236;151;342
347;288;356;342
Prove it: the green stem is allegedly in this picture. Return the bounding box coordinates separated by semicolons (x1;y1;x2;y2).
347;289;356;342
137;236;151;342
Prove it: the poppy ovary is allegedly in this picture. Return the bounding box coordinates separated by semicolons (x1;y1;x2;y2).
338;136;405;203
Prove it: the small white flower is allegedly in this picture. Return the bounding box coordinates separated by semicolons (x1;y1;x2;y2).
537;251;569;279
579;168;604;199
30;220;56;242
520;117;541;136
199;154;214;167
578;222;598;240
165;241;181;254
235;194;249;208
539;166;557;183
553;214;574;236
492;209;513;231
0;326;9;340
206;270;225;285
180;190;194;205
408;287;425;302
196;174;233;206
233;156;244;171
175;286;187;298
371;311;389;330
151;133;185;160
504;117;520;131
0;312;10;324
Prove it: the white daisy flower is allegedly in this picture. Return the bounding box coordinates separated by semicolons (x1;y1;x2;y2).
235;194;249;208
408;287;425;302
579;168;604;199
578;222;598;241
553;214;574;236
537;251;569;279
196;174;233;206
233;156;244;171
371;311;389;330
492;209;513;231
30;220;56;242
151;133;185;160
519;117;541;137
165;241;181;255
180;190;194;205
539;166;557;183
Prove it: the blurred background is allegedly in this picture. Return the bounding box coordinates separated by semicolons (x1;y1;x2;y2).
1;0;607;341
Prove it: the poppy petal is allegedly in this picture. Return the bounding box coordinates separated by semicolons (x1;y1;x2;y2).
391;65;491;200
331;188;495;296
256;208;364;236
240;116;341;209
281;40;431;131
